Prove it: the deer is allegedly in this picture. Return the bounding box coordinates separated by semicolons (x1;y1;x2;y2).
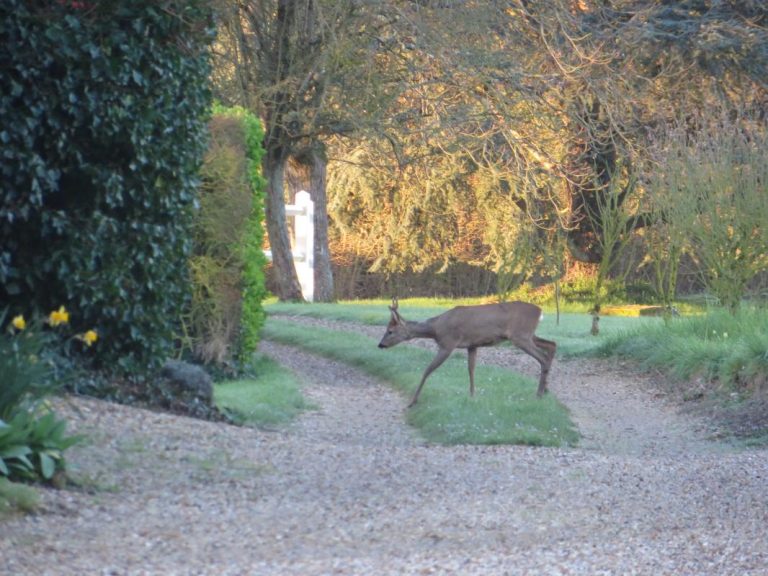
378;299;556;407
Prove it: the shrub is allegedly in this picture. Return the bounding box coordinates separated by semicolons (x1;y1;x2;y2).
650;112;768;313
236;108;269;362
0;0;214;375
187;106;267;366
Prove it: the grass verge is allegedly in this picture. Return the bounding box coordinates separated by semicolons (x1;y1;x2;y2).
214;354;310;427
263;318;579;447
592;308;768;441
594;308;768;390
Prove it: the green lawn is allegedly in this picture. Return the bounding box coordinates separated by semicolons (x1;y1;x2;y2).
214;353;311;427
260;299;768;443
263;318;579;447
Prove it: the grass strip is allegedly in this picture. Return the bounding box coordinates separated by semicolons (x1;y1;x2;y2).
263;318;579;447
214;353;311;427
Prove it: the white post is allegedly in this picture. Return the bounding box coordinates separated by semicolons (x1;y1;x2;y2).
291;191;314;302
263;191;315;301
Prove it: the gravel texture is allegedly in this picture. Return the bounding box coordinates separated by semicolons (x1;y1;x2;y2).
1;315;766;575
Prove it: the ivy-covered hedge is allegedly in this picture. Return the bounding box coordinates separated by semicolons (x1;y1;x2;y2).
0;1;214;374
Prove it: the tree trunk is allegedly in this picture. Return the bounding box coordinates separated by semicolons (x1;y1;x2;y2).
309;144;335;302
264;152;303;301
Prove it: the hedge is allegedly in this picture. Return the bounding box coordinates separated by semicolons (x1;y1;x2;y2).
0;0;214;374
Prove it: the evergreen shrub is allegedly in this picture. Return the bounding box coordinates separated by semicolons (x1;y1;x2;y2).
0;0;214;374
189;105;267;366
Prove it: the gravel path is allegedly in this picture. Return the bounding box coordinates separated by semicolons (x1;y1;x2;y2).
1;316;766;575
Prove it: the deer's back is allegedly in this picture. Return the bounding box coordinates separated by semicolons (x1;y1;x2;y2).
431;301;542;348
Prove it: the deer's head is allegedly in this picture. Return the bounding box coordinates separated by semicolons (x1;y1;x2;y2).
378;298;410;348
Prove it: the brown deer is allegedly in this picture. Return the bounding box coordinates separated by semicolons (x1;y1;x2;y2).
378;299;556;407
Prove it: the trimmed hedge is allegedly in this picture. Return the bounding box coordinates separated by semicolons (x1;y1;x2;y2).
190;106;267;366
0;1;214;374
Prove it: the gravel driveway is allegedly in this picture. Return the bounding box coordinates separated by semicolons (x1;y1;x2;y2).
1;316;766;575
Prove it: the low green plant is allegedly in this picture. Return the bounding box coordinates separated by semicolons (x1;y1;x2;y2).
1;312;52;421
0;477;39;518
0;409;81;483
1;306;98;415
263;319;578;446
214;354;309;427
0;307;87;484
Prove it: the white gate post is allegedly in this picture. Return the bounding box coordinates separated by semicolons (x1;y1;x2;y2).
287;191;314;301
264;191;315;301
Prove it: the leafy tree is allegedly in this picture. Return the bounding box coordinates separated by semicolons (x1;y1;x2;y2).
213;0;406;301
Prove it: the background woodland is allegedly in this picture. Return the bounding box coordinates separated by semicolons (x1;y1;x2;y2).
213;0;768;307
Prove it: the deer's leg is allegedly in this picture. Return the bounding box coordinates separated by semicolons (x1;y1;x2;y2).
408;347;453;407
467;346;478;397
533;336;557;397
534;336;557;364
515;337;554;397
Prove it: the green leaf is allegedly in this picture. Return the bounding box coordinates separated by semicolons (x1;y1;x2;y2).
0;445;33;459
38;452;55;480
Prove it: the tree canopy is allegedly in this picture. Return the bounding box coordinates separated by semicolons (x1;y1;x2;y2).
211;0;768;304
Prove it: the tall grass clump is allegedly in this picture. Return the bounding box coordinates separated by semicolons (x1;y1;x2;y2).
263;319;578;447
596;308;768;392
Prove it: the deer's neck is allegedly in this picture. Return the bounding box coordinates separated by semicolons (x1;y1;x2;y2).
407;320;437;341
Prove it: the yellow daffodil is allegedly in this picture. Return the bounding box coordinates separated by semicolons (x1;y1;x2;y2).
80;329;98;347
12;315;26;331
48;306;70;327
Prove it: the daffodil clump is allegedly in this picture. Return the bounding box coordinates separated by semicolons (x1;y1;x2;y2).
2;304;100;421
8;306;98;347
2;306;91;484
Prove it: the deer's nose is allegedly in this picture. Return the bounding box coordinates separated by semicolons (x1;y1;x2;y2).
378;343;387;348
